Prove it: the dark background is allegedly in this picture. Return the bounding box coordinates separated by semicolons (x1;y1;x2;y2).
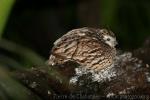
3;0;150;59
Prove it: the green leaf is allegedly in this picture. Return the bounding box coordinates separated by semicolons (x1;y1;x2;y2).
0;39;45;67
0;67;41;100
0;0;15;38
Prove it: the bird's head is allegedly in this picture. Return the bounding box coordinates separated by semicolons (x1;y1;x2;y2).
97;29;118;47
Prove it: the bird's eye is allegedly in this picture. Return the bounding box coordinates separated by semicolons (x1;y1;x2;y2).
107;38;110;41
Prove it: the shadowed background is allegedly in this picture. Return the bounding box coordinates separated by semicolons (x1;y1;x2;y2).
2;0;150;59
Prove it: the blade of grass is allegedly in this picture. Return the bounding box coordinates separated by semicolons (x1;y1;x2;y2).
0;39;45;66
0;89;8;100
0;0;15;38
0;67;41;100
0;54;23;69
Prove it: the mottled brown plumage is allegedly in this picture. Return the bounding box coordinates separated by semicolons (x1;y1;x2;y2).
48;27;118;71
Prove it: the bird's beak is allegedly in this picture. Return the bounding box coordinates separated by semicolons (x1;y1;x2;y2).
115;41;118;46
114;41;118;48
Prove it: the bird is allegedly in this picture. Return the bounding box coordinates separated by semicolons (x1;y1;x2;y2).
48;27;118;71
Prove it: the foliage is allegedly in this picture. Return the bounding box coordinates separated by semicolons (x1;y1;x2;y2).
0;39;45;68
0;0;15;38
